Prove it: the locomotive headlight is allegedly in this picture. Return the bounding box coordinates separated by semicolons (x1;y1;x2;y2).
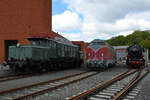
101;53;104;57
17;43;20;47
88;53;90;58
101;53;104;61
94;60;97;64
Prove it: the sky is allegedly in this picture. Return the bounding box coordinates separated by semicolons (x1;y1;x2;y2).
52;0;150;42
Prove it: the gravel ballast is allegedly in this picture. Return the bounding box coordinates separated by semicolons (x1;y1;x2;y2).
31;64;128;100
134;66;150;100
0;67;87;91
1;63;150;99
0;64;11;75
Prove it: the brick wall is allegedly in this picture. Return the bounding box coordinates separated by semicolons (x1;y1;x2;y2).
0;0;52;63
72;41;87;64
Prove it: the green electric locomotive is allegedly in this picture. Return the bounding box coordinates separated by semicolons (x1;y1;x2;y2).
6;35;83;73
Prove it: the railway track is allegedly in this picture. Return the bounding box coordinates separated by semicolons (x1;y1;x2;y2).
0;69;89;83
0;71;100;100
66;67;149;100
0;73;37;83
0;71;55;83
0;70;78;83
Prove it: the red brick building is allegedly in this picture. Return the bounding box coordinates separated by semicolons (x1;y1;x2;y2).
114;46;149;61
0;0;52;63
72;41;87;63
113;46;128;61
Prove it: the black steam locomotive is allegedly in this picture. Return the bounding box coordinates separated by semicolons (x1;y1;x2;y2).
126;43;145;68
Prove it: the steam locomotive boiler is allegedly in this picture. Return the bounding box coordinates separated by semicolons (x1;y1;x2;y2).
86;39;116;70
126;43;145;68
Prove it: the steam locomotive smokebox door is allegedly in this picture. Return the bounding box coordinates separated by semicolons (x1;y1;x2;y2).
5;40;18;59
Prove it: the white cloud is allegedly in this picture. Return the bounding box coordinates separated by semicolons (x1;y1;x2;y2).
64;0;150;22
118;31;134;36
116;11;150;31
52;0;150;42
60;32;113;42
52;10;82;32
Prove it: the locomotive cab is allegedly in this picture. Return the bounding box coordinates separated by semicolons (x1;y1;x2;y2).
86;39;116;70
7;38;56;72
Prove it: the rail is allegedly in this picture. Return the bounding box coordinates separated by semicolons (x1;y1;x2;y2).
67;66;149;100
112;68;149;100
66;70;134;100
0;71;101;100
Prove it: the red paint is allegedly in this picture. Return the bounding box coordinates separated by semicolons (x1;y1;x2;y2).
86;46;116;61
30;32;54;39
0;0;52;63
72;41;87;64
131;61;141;65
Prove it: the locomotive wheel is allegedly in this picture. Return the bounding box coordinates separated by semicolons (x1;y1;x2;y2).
58;63;62;69
30;62;36;73
37;63;44;73
53;63;58;70
62;62;65;68
24;66;31;73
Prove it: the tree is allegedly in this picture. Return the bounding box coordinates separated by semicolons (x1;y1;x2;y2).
107;30;150;46
139;40;150;59
107;35;127;46
106;30;150;59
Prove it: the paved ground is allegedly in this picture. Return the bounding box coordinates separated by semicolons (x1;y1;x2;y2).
0;64;9;70
33;64;128;100
0;67;87;91
33;63;150;100
135;64;150;100
0;63;150;100
0;64;10;75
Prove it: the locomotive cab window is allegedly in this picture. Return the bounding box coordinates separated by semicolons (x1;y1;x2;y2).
98;42;106;45
30;41;36;46
49;41;52;48
30;40;41;46
53;42;56;48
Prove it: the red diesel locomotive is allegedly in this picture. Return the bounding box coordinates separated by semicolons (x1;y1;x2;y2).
86;39;116;70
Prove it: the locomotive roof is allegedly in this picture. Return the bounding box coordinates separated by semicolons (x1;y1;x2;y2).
28;37;48;41
89;39;108;45
28;37;78;47
9;45;51;49
29;32;78;47
54;37;78;47
91;39;105;43
127;43;144;51
88;39;110;51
